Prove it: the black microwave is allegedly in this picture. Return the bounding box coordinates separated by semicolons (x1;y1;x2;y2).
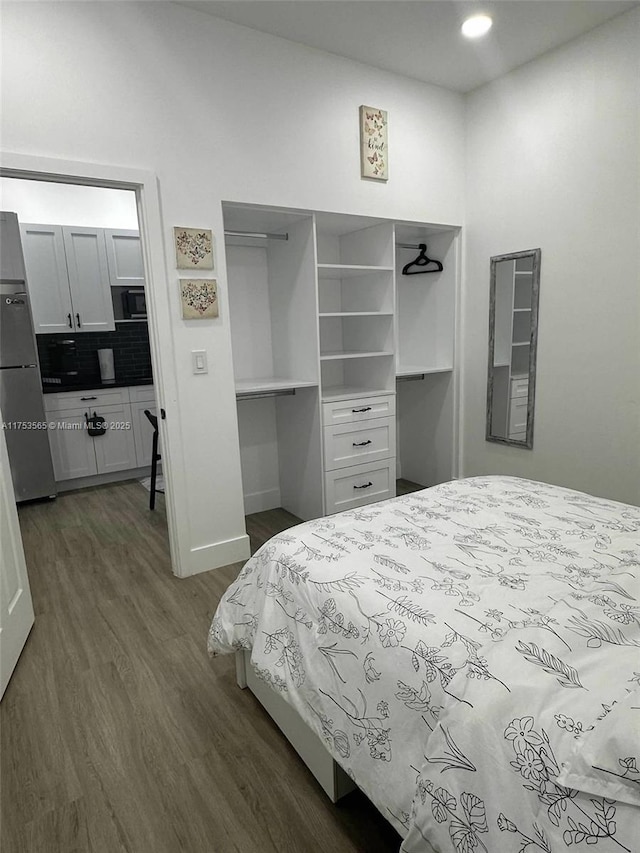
122;288;147;319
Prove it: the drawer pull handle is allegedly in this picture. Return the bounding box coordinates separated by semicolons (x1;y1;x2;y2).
352;440;372;447
352;406;372;413
354;482;372;490
67;313;73;328
80;396;98;401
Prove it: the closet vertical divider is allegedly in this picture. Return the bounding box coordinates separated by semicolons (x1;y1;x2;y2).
272;216;323;520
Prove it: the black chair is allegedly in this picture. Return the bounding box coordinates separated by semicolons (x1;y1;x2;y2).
144;409;163;510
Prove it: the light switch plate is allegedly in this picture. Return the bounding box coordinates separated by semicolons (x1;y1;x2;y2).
192;349;208;374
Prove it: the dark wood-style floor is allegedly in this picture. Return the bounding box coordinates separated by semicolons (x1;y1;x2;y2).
1;480;424;853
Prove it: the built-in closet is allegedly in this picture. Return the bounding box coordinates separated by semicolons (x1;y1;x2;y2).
222;202;459;520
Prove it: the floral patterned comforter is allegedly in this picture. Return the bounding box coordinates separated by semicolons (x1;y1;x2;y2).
208;476;640;852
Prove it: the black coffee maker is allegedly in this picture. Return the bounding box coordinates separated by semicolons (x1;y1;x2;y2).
49;339;80;385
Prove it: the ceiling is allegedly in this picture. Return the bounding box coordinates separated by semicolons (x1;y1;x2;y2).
178;1;636;92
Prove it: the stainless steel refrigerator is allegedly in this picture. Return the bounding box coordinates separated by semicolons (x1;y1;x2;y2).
0;211;57;501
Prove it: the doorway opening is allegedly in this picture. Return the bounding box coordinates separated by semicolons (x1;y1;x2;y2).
0;160;180;577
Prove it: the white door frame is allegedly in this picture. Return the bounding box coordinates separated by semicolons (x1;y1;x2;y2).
0;152;187;577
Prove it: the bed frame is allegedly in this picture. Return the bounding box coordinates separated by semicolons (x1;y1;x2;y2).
235;650;355;802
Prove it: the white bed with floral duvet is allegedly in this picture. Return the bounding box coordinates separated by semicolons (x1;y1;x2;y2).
208;476;640;853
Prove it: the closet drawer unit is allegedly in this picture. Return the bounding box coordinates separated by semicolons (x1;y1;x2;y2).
44;387;129;413
510;377;529;399
128;385;155;404
322;394;395;426
508;396;528;436
324;416;395;471
324;459;395;515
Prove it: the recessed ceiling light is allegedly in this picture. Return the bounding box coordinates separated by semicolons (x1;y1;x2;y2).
461;14;493;39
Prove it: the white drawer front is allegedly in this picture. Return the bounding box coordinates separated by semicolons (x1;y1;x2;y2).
128;385;155;404
325;460;395;515
509;397;528;433
324;417;395;471
323;394;395;426
44;387;129;412
510;378;529;399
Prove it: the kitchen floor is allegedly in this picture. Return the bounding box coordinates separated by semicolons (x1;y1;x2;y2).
2;481;403;853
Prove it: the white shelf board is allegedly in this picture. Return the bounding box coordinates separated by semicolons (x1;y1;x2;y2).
514;271;533;276
319;311;393;318
513;308;531;313
511;341;531;347
235;377;318;395
317;264;394;280
320;350;394;361
321;385;393;403
396;365;453;377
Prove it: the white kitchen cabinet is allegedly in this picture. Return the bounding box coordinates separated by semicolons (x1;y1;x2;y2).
47;410;99;480
44;386;150;482
130;401;157;467
104;229;144;287
20;223;115;334
62;226;114;333
19;224;74;333
129;386;158;468
92;403;138;474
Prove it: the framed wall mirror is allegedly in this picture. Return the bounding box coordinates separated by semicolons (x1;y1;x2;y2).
486;248;541;449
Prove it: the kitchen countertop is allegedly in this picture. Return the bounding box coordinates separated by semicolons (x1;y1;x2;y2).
42;377;154;394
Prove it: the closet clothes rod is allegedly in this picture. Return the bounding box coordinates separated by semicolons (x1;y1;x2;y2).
236;389;296;401
224;230;288;241
396;242;428;250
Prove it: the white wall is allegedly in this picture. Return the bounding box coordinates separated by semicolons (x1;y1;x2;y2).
0;178;139;228
462;8;640;505
0;2;465;572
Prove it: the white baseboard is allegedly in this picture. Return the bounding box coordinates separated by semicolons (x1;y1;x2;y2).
183;534;251;576
55;467;151;492
243;487;281;516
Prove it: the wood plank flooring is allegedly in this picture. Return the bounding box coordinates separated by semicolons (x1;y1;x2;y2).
2;482;404;853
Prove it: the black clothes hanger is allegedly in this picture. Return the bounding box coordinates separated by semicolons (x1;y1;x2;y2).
402;243;443;275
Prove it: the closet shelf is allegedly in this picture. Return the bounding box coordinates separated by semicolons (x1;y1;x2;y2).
320;350;394;361
513;308;531;313
511;341;530;347
322;386;393;403
396;365;453;378
317;264;394;279
235;378;317;396
319;311;393;318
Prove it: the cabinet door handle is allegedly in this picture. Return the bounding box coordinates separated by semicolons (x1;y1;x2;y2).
352;406;372;413
76;313;82;328
68;313;73;328
80;396;97;401
353;481;373;490
352;440;372;447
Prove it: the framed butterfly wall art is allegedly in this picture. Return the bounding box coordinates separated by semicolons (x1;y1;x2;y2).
359;105;388;181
